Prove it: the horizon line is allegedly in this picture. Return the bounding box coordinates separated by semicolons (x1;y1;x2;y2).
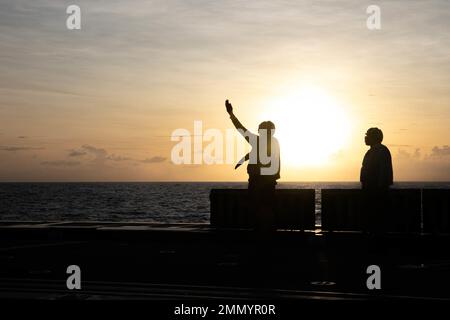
0;180;449;183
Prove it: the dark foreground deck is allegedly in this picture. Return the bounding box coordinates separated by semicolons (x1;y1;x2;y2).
1;221;449;301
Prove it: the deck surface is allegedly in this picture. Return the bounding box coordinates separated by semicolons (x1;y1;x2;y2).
0;221;449;300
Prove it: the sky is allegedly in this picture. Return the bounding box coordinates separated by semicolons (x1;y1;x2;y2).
0;0;449;181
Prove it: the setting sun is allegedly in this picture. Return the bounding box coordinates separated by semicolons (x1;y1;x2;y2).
260;86;352;167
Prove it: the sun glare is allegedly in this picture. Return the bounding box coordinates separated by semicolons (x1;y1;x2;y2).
260;86;351;167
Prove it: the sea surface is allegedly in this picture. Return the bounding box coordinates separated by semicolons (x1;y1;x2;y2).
0;182;449;224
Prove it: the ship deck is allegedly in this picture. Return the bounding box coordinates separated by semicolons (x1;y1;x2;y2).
0;221;449;301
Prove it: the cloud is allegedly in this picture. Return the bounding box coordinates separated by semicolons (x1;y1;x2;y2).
79;145;135;162
71;145;109;165
66;145;166;168
430;145;450;157
68;149;87;157
67;145;108;164
68;145;136;164
0;146;43;151
395;146;450;180
41;160;80;167
107;154;134;162
141;156;166;163
397;148;421;160
388;144;411;148
80;145;108;158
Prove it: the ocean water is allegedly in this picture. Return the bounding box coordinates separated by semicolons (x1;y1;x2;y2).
0;182;449;223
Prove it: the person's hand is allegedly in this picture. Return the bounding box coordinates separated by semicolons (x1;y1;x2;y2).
225;99;233;115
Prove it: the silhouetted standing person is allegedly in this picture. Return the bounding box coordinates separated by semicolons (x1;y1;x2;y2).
360;128;393;190
225;99;280;232
360;127;393;234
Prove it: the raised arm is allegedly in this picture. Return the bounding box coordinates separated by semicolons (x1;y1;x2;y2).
225;99;256;142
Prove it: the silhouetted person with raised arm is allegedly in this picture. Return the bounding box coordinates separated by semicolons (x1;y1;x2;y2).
225;99;280;232
360;127;393;234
